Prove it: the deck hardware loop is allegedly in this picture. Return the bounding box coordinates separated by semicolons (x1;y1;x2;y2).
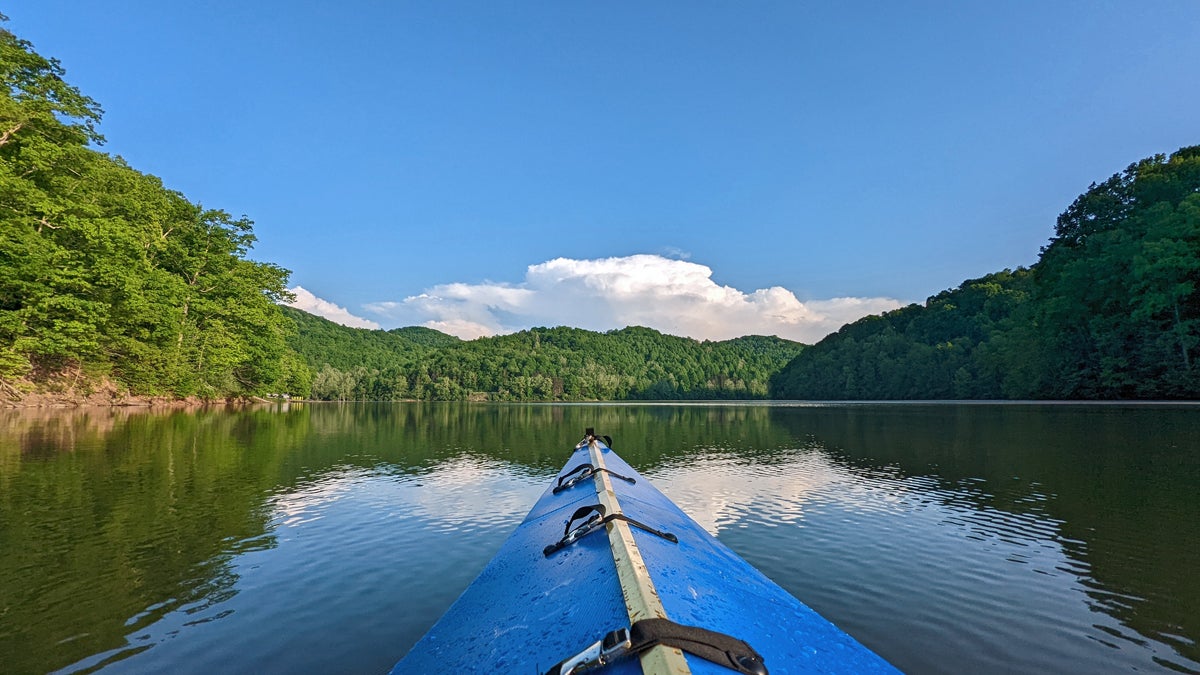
553;463;636;494
543;504;678;557
544;619;767;675
542;627;632;675
578;428;613;450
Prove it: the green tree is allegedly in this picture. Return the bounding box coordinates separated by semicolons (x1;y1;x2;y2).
0;17;105;376
1030;147;1200;398
770;145;1200;401
0;20;303;398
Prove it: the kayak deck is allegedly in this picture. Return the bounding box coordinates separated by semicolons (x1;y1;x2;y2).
391;433;899;674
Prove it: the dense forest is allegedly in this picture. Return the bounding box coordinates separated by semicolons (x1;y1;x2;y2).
0;19;303;400
771;146;1200;400
285;306;803;401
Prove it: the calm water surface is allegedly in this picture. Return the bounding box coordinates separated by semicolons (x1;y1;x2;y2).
0;403;1197;674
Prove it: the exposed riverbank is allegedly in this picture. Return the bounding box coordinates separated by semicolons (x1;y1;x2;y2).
0;374;277;409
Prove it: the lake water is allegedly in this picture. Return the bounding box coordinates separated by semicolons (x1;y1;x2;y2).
1;402;1197;674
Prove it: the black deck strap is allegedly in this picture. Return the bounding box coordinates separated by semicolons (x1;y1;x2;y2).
553;464;636;494
543;620;767;675
543;505;607;556
630;618;768;675
563;504;605;535
553;463;595;493
543;506;677;557
600;468;636;485
606;514;677;544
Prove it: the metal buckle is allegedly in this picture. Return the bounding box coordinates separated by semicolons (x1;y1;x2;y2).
560;628;632;674
563;514;602;545
560;471;590;490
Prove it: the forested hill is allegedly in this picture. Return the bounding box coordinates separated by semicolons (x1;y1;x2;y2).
771;146;1200;400
0;21;304;401
284;306;804;401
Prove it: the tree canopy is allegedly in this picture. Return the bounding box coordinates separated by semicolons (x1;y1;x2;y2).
771;146;1200;400
284;306;804;401
1;20;297;398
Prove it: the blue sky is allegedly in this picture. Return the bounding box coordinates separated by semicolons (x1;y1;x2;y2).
7;2;1199;340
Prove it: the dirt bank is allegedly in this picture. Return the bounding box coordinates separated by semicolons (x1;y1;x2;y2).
0;375;263;409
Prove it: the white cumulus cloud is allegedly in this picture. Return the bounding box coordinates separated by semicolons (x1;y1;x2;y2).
286;286;381;329
363;254;903;343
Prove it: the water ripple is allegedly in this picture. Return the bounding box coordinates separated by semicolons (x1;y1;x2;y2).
7;404;1198;675
46;454;549;675
649;444;1198;675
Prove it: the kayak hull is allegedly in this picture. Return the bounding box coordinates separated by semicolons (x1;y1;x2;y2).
391;438;899;674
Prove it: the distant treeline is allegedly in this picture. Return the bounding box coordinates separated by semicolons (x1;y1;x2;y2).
770;146;1200;400
285;306;803;401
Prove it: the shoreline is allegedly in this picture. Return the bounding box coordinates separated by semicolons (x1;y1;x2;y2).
0;377;289;409
0;394;282;409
